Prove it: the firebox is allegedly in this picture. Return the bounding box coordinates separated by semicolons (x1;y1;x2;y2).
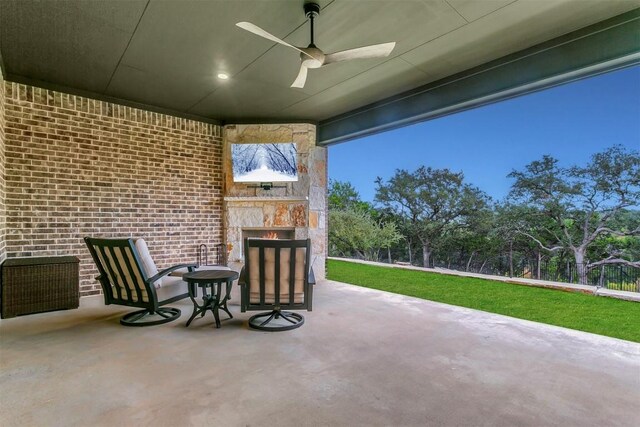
241;228;295;241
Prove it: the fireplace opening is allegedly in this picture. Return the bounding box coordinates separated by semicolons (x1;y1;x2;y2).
241;228;295;241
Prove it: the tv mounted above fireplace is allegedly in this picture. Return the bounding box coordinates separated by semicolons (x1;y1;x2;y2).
231;143;298;184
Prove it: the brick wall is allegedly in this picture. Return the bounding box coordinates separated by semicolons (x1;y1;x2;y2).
2;82;224;296
0;73;5;263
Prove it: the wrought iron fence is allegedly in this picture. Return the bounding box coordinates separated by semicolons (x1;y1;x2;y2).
428;256;640;292
334;246;640;293
519;260;640;292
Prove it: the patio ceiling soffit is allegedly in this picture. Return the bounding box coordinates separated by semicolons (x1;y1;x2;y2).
317;8;640;146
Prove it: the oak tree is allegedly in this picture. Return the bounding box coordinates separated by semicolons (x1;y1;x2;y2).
508;145;640;284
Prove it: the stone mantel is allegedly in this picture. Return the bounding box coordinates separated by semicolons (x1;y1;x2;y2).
224;196;309;203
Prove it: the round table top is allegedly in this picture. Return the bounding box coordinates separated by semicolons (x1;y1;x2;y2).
182;269;239;283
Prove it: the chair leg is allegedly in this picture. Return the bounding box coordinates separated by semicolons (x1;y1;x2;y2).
258;311;277;327
248;310;304;331
120;307;181;326
279;312;300;324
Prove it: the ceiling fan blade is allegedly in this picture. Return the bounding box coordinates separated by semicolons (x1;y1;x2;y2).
291;65;308;88
324;42;396;65
236;22;315;60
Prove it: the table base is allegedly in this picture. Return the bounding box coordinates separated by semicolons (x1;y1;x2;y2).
186;281;233;328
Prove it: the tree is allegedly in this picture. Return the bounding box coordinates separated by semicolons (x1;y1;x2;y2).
329;209;402;261
493;203;557;278
456;205;497;273
429;201;496;272
375;166;489;268
588;209;640;270
328;180;401;262
328;179;375;213
508;145;640;284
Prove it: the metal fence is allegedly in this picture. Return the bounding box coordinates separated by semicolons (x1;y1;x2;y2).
335;247;640;293
429;257;640;292
522;260;640;292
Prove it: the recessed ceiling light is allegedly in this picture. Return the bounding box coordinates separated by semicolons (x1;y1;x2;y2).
217;73;229;80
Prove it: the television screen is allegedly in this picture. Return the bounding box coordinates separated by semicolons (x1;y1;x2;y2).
232;143;298;182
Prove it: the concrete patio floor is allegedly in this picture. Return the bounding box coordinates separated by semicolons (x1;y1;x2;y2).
1;280;638;427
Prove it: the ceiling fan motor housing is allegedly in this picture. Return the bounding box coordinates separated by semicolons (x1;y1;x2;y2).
304;2;320;19
300;47;324;68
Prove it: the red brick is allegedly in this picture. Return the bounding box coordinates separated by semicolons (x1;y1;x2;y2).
1;80;224;296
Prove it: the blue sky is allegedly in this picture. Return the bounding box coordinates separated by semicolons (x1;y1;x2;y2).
329;65;640;203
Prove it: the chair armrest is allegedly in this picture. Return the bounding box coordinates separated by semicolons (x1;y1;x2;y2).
148;263;197;284
238;267;247;286
308;267;316;285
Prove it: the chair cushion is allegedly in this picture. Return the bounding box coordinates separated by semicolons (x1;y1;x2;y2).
249;292;304;304
134;238;162;288
96;244;149;303
248;246;306;304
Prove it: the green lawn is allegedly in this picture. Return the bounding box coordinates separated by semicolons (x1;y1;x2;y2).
327;259;640;343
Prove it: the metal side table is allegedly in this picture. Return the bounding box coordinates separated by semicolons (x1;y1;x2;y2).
183;269;239;328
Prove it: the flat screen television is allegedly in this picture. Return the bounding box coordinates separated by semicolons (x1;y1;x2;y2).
231;143;298;183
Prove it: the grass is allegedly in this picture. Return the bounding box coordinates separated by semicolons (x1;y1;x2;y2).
606;281;640;292
327;259;640;343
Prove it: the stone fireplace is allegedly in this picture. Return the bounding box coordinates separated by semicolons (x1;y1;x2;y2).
223;124;327;279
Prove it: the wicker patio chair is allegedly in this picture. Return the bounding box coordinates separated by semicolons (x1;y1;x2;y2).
239;238;314;331
84;237;196;326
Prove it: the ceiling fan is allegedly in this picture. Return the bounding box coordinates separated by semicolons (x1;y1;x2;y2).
236;2;396;89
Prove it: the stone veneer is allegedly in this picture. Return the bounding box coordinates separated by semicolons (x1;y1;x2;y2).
223;124;327;280
1;82;224;296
